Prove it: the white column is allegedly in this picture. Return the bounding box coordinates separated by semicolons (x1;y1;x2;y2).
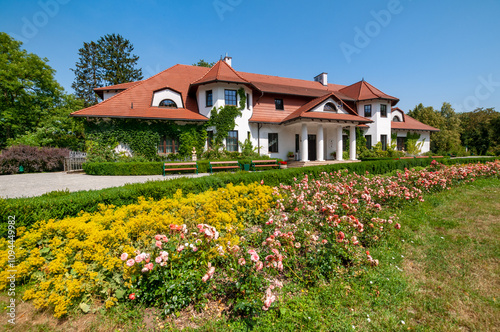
349;125;357;160
301;123;309;162
336;126;343;161
317;124;324;161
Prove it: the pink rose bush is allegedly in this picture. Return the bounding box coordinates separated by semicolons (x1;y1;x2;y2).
117;161;499;316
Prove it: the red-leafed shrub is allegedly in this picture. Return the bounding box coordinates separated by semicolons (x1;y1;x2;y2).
0;145;70;175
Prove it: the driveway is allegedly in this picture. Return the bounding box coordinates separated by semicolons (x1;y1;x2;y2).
0;172;208;199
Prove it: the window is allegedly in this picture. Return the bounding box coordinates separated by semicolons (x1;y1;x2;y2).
159;99;177;108
225;89;237;106
324;102;338;113
381;135;387;151
366;135;372;149
381;104;387;117
392;115;401;122
207;130;214;149
226;130;238;151
158;136;179;154
295;134;300;153
206;90;213;107
364;104;372;117
275;99;284;110
268;133;278;153
247;93;250;109
397;137;406;151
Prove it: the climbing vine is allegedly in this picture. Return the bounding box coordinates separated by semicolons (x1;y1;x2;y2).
207;88;246;148
84;118;207;161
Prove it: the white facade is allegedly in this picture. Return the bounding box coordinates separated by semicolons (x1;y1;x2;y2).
152;89;184;108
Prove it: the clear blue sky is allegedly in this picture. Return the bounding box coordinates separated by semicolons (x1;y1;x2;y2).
1;0;499;113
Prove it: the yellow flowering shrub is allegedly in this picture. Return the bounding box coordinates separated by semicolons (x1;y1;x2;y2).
0;182;274;317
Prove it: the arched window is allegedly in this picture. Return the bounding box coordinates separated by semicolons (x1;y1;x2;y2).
392;116;401;122
324;102;338;113
159;99;177;108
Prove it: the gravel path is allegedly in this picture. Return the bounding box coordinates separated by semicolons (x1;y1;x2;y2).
0;172;208;199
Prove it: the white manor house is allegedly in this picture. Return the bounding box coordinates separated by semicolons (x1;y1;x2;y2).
72;57;439;161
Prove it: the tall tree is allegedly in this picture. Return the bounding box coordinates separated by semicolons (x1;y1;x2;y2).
71;34;143;106
0;32;64;148
98;33;143;86
459;108;499;155
71;41;102;107
408;103;462;154
193;59;215;67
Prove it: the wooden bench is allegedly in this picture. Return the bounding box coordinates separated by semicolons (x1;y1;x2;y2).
209;161;241;174
251;159;279;171
163;162;198;176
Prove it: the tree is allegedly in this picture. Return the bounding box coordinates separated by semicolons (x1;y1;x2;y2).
71;41;102;107
98;34;143;86
0;32;64;149
8;95;85;150
408;103;462;154
193;59;215;68
71;34;143;106
459;108;499;155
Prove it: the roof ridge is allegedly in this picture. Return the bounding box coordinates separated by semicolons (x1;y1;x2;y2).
363;81;383;98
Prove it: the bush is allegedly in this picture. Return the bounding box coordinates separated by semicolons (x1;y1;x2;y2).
0;145;69;175
0;157;497;236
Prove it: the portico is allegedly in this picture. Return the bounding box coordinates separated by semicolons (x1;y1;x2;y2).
297;121;358;162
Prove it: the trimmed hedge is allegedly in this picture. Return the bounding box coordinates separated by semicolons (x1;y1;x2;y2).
1;157;497;237
83;157;282;175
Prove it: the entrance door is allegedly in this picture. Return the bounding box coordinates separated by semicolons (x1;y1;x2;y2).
308;134;316;161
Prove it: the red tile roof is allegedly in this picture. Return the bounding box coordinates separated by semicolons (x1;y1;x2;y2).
72;64;209;121
191;60;251;86
390;108;440;132
72;62;405;126
280;93;372;124
94;81;142;99
339;80;399;106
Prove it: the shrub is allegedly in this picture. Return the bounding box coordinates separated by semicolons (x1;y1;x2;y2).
0;145;69;174
0;157;497;237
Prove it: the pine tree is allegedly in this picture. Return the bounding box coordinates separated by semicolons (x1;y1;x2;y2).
71;41;102;107
98;33;143;86
71;34;143;107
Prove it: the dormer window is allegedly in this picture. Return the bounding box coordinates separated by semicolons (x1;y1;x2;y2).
159;99;177;108
275;99;284;110
393;116;401;122
324;102;338;113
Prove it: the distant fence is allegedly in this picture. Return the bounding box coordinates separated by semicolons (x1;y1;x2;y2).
64;151;87;172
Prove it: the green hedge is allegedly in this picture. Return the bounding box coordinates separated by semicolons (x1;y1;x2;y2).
1;157;496;237
83;157;282;175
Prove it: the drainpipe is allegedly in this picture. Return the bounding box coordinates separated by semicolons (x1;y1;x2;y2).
257;123;262;155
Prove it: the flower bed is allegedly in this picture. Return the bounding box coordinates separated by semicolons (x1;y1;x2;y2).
1;161;498;318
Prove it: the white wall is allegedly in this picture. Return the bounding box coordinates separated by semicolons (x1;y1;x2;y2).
151;89;184;108
393;130;432;154
197;83;253;152
358;100;392;147
310;98;348;114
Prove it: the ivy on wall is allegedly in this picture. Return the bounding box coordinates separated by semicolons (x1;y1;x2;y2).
207;88;246;148
85;118;207;161
84;88;247;161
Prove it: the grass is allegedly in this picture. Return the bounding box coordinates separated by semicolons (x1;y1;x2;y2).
1;177;499;331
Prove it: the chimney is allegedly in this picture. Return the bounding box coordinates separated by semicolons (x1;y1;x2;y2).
223;55;232;67
314;72;328;86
